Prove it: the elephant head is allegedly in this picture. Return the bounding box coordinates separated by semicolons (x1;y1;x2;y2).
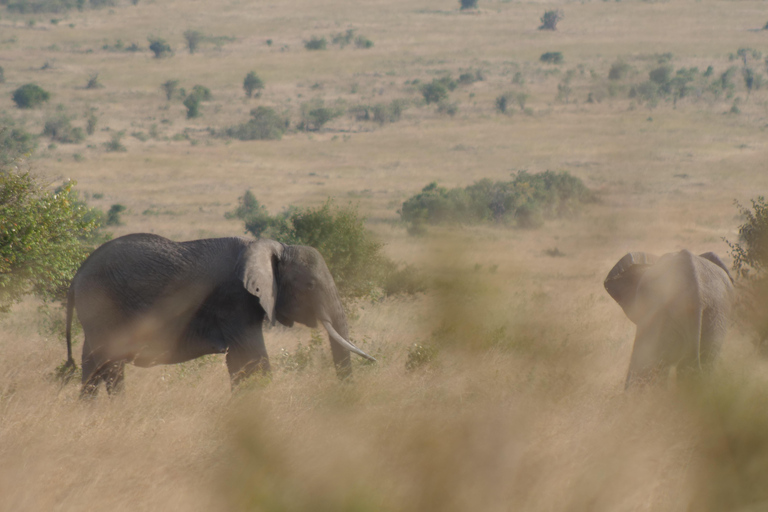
238;239;374;376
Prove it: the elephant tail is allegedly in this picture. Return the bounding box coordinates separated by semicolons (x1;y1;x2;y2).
64;284;76;369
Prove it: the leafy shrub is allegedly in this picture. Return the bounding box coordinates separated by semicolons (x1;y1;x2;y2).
608;61;631;80
437;100;458;117
85;73;102;89
458;70;483;85
459;0;478;9
540;52;563;65
161;79;179;100
183;29;204;54
351;100;408;124
104;131;126;152
354;35;373;49
243;71;264;98
0;121;37;165
86;113;98;135
148;37;172;58
43;113;85;143
191;85;212;101
299;100;342;131
400;171;594;229
727;197;768;347
331;29;355;48
304;36;327;50
228;194;422;298
421;80;449;104
495;93;510;114
12;83;50;109
182;86;210;119
539;9;563;30
0;66;4;84
225;106;287;141
0;169;103;311
106;203;126;225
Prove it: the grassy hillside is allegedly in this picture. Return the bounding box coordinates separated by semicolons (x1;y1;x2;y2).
1;0;768;510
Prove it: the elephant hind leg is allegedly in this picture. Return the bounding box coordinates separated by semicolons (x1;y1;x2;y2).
104;361;126;395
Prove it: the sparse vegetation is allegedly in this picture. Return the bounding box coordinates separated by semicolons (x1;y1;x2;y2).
161;79;180;101
148;37;172;58
304;36;327;51
540;52;563;65
459;0;478;10
42;112;85;143
12;83;50;109
105;203;126;225
0;120;37;164
421;80;449;104
103;130;126;152
298;100;342;131
183;29;204;54
539;9;563;30
400;171;594;229
243;71;264;98
225;106;287;140
85;73;102;89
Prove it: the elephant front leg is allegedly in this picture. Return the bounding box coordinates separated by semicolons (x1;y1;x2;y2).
226;328;271;388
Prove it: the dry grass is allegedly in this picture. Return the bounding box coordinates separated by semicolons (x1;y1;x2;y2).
2;0;768;510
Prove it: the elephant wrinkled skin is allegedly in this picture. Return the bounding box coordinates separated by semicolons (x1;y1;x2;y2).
64;233;375;396
604;249;733;388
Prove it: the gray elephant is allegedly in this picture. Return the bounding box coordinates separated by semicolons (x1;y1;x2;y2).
64;233;375;396
604;250;733;388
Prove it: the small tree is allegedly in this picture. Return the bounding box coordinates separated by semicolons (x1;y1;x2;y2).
460;0;478;10
540;52;563;64
161;79;179;100
12;83;50;109
183;30;204;54
421;80;449;104
184;94;201;118
148;37;172;58
539;9;563;30
243;71;264;98
304;36;327;50
0;169;103;311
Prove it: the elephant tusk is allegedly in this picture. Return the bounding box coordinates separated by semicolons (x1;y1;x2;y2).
322;320;377;362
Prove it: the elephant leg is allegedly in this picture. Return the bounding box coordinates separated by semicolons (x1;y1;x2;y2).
104;361;126;395
227;328;270;387
80;339;103;398
329;340;351;380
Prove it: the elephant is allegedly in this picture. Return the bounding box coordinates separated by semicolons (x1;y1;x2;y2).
604;249;733;388
64;233;375;396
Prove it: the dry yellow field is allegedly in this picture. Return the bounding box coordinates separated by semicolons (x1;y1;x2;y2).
2;0;768;510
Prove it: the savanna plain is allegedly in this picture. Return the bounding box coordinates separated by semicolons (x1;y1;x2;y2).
2;0;768;510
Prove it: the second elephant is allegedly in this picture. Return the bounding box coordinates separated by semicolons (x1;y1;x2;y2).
604;249;733;388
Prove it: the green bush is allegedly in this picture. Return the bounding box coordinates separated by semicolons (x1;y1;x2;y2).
12;83;50;109
228;194;423;298
540;52;563;65
148;37;172;58
243;71;264;98
0;66;4;84
459;0;478;9
106;203;126;225
161;79;179;101
539;9;563;30
331;29;355;48
0;169;104;311
43;113;85;143
103;131;126;152
299;100;342;131
226;106;287;141
608;61;631;80
421;80;449;104
351;99;407;124
728;197;768;348
183;29;204;54
304;36;327;51
0;121;37;165
183;86;209;118
400;171;594;229
354;35;373;49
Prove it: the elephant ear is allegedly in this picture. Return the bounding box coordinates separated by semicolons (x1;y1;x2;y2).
699;252;734;283
604;252;658;323
237;239;284;323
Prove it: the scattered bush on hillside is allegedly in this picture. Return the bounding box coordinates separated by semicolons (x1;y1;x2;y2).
727;197;768;349
0;66;4;84
608;61;631;80
225;106;287;140
540;52;563;65
85;73;102;89
227;193;425;298
86;112;98;135
104;131;126;152
351;99;408;124
459;0;478;9
148;37;172;58
304;36;327;51
421;80;449;104
5;0;114;13
0;121;37;165
243;71;265;98
183;86;211;119
436;100;458;117
331;30;355;48
161;79;180;101
539;9;563;30
399;171;594;230
106;203;126;225
495;93;510;114
298;99;342;131
43;112;85;143
354;35;373;49
0;168;104;311
12;83;50;109
183;29;204;54
458;70;483;85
